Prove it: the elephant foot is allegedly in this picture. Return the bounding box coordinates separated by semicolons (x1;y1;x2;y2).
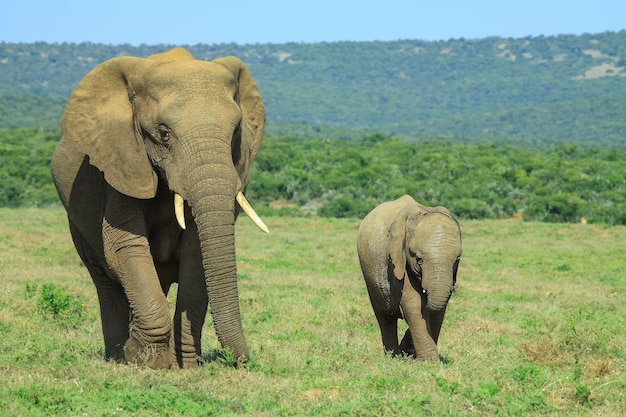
103;342;126;363
170;351;202;370
397;349;439;362
410;345;440;362
399;329;440;362
169;336;202;369
123;338;171;369
415;352;441;362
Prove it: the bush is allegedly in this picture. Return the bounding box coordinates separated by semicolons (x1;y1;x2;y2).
449;198;495;219
525;193;586;223
38;283;85;328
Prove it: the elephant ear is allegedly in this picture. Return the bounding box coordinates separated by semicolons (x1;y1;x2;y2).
213;56;265;190
388;209;409;280
60;56;158;199
389;201;432;280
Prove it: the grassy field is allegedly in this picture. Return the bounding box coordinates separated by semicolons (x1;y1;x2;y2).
0;208;624;416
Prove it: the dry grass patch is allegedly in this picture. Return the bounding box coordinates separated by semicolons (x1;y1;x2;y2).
522;337;569;366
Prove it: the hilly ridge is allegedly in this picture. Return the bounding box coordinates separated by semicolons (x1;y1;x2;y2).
1;31;626;147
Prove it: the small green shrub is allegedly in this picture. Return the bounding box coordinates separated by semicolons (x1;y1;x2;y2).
574;383;592;405
38;283;85;328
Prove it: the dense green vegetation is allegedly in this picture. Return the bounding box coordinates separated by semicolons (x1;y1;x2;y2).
2;31;626;145
0;127;60;208
248;135;626;224
3;128;626;225
0;93;65;129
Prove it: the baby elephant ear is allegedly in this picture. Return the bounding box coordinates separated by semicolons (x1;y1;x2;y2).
60;56;158;199
388;211;408;280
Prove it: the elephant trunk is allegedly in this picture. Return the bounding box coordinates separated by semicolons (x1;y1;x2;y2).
185;147;249;364
422;264;454;312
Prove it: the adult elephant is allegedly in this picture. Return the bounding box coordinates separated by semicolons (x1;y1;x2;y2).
357;195;462;361
51;47;268;369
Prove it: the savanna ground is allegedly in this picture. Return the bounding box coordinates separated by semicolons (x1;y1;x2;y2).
0;208;624;416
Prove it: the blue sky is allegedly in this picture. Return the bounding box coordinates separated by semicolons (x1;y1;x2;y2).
2;0;625;45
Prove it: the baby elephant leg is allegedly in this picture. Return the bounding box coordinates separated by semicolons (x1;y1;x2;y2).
374;310;399;354
400;278;438;361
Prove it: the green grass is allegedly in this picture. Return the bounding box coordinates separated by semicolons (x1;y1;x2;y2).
0;208;624;416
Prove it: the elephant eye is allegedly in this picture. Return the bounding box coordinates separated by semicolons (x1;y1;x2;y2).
157;125;171;142
409;248;423;263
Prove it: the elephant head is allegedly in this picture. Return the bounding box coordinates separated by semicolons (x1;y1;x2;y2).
389;204;462;311
59;47;266;363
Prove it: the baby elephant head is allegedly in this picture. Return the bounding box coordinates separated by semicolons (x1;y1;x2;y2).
390;205;462;311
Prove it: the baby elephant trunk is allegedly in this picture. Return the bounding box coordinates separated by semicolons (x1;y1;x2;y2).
423;266;454;311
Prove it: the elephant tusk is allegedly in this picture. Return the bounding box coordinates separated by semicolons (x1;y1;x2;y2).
174;193;186;230
237;191;269;233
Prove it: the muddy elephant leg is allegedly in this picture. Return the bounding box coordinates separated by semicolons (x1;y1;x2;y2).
400;277;438;361
374;309;399;354
70;222;129;361
102;192;172;369
171;221;208;368
111;246;171;369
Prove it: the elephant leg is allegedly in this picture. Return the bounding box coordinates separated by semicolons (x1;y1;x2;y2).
113;249;172;369
426;306;448;345
400;277;438;361
373;309;399;354
155;261;179;296
93;278;130;361
171;223;207;368
102;191;172;369
399;328;415;356
69;222;129;361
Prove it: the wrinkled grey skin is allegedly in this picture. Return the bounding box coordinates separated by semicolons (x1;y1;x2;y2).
51;48;265;369
357;195;462;361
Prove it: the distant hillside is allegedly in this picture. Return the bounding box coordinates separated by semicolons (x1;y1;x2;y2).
1;31;625;147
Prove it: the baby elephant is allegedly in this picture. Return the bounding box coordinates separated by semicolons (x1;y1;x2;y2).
357;195;462;361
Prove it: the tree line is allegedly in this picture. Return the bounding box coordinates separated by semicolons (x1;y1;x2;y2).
2;31;626;147
3;128;625;225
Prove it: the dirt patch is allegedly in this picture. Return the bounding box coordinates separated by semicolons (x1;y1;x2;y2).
582;49;608;59
573;63;625;80
275;52;292;62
